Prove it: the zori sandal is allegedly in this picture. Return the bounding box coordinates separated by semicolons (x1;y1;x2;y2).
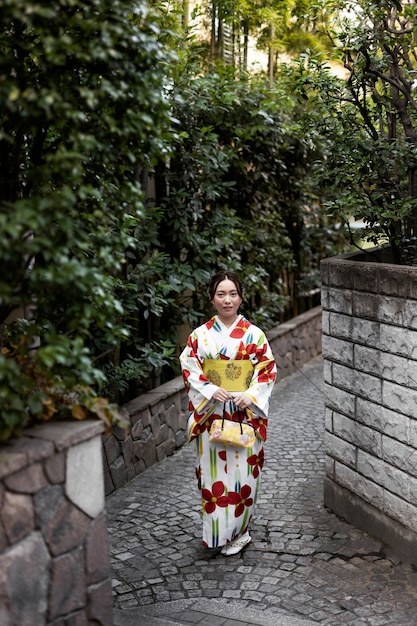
221;533;251;556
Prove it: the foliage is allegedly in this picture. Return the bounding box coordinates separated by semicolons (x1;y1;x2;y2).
154;66;343;334
289;0;417;264
0;0;348;443
0;0;173;440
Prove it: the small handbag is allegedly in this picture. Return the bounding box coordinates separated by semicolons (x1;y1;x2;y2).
209;404;256;448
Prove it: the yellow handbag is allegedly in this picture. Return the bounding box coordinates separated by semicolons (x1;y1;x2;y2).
209;405;256;448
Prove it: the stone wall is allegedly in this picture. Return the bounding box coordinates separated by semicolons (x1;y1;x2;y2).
103;306;322;495
321;250;417;563
0;420;112;625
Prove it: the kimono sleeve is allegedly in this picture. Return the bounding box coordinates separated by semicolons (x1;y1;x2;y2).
244;330;277;418
179;331;218;416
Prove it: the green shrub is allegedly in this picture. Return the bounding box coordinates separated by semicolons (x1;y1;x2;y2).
0;0;172;440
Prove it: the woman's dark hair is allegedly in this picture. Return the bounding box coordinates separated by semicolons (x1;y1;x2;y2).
208;270;244;301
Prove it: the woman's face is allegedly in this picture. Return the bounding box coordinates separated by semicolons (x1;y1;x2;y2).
211;279;242;326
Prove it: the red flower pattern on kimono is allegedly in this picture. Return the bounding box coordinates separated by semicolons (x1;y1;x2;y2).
187;335;199;356
189;420;209;441
229;319;251;339
236;341;257;360
228;484;253;517
182;368;191;389
196;466;202;490
202;481;229;514
247;447;264;478
249;416;268;442
257;359;276;384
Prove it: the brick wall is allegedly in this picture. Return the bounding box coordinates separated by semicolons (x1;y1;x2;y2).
321;249;417;562
103;306;322;495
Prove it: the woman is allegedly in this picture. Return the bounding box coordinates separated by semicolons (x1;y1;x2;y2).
180;270;277;556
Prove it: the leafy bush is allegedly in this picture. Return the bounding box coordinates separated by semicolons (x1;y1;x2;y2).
290;0;417;264
0;0;172;440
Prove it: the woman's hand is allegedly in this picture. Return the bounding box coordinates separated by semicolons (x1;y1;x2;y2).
212;388;231;403
231;393;252;410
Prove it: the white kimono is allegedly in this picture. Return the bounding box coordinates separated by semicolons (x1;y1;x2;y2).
180;314;277;548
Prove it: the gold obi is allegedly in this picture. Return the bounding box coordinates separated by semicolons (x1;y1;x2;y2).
202;359;254;392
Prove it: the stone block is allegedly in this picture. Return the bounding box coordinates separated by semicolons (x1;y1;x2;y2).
34;485;64;527
351;291;380;321
150;399;164;417
43;499;90;557
335;461;384;509
122;435;133;467
352;264;379;293
322;361;332;384
3;436;54;466
380;324;417;359
25;420;103;452
322;336;353;366
382;435;417;478
333;413;382;456
175;431;187;447
0;532;49;625
378;296;409;326
354;345;381;377
44;451;66;485
150;415;162;438
325;432;356;468
103;435;120;466
321;308;330;335
357;449;409;498
2;492;35;544
66;435;105;519
324;407;333;433
327;260;356;289
112;424;128;442
379;352;411;387
350;317;380;348
87;578;113;626
356;398;409;442
138;407;152;428
155;423;169;446
142;442;157;469
379;266;413;298
404;299;417;330
48;547;86;621
383;381;417;419
4;462;48;494
85;514;110;585
132;440;144;461
109;457;127;491
408;419;417;448
329;312;353;340
324;385;355;417
383;490;417;534
103;468;114;497
407;475;417;507
131;417;144;440
165;436;176;457
332;363;382;404
165;403;180;431
0;517;7;552
156;441;168;462
325;456;335;480
134;458;147;475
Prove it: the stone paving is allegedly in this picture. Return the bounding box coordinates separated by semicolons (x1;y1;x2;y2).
107;356;417;625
